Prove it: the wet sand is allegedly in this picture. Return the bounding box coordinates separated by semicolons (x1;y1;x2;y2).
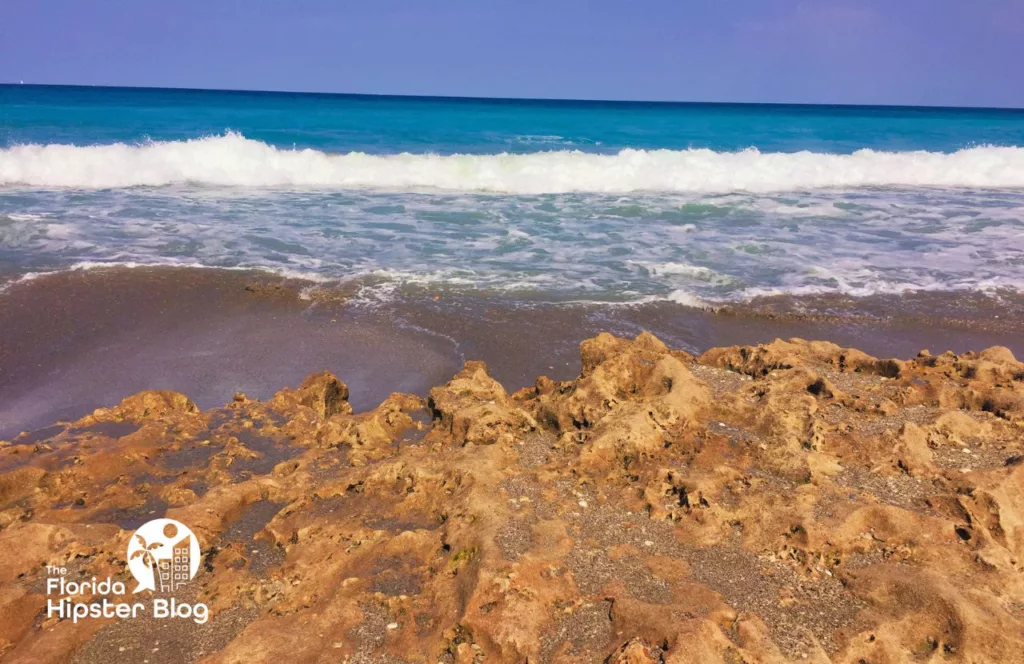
1;266;1020;439
0;269;457;439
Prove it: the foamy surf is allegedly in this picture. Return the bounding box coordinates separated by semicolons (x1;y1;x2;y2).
0;260;335;289
3;132;1024;192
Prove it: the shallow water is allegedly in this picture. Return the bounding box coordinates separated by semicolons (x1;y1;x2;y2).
3;185;1023;305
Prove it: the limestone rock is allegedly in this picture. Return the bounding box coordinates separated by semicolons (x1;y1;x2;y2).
429;361;536;446
113;390;198;420
0;333;1022;662
274;370;352;419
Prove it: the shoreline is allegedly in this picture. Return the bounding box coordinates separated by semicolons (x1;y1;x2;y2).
1;265;1020;440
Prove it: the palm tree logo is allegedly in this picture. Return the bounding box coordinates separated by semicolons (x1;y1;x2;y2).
126;518;200;593
129;534;164;588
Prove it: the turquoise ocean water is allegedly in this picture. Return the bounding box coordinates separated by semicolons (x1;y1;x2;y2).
2;85;1024;306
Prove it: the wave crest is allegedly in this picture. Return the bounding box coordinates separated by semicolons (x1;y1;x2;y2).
2;132;1024;192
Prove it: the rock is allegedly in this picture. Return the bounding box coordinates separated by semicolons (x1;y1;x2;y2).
979;346;1018;365
608;638;661;664
0;467;46;505
297;371;351;419
521;334;709;473
1;333;1023;662
269;370;352;422
699;338;902;378
428;361;536;446
113;390;198;420
891;422;934;475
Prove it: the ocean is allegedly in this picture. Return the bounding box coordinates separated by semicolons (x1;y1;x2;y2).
2;84;1024;307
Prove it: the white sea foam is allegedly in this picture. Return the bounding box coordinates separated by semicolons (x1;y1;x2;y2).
0;260;334;287
629;261;738;288
664;290;714;310
3;132;1024;193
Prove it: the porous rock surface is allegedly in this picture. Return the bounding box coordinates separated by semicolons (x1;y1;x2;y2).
1;333;1023;663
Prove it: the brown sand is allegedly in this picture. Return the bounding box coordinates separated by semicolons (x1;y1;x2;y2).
1;267;1020;440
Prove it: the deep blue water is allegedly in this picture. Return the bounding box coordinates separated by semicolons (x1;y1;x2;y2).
2;85;1024;305
4;85;1024;154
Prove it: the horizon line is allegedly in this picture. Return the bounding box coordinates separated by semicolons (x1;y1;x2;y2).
3;82;1024;113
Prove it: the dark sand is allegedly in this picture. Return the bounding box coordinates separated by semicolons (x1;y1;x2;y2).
1;266;1020;439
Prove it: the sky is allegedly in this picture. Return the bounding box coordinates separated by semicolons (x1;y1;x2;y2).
1;0;1022;107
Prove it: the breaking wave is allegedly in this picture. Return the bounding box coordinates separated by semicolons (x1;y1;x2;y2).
2;132;1024;193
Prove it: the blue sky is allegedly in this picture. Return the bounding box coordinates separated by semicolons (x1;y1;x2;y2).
2;0;1022;107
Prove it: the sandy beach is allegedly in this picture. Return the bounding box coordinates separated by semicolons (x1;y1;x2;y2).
0;277;1022;660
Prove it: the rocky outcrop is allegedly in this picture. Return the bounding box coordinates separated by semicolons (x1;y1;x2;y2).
0;333;1022;662
429;361;537;447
